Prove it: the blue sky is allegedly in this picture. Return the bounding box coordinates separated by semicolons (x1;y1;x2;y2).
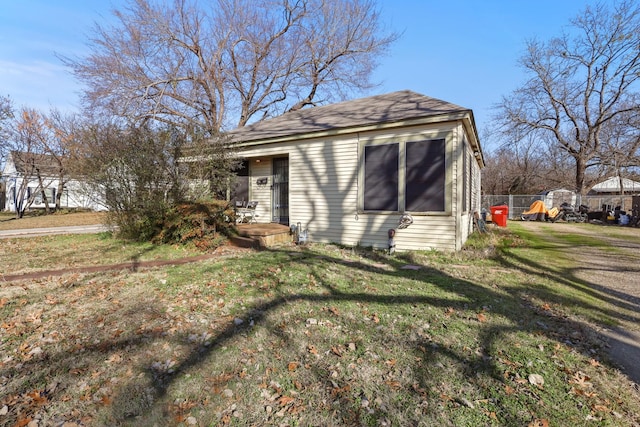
0;0;593;146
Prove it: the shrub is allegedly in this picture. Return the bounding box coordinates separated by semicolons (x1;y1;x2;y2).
153;200;234;251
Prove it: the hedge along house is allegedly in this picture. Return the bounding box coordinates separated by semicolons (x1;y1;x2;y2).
227;90;484;251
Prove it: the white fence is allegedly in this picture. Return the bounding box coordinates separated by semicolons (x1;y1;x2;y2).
481;194;640;220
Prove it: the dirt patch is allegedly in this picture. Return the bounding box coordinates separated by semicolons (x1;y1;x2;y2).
517;221;640;384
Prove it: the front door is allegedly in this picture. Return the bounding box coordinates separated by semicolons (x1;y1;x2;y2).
272;157;289;225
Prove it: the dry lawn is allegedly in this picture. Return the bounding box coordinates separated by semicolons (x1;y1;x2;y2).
0;212;106;231
1;223;640;427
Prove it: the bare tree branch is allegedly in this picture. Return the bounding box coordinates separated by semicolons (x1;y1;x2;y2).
494;0;640;193
61;0;397;133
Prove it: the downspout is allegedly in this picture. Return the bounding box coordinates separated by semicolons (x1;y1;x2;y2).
355;133;360;222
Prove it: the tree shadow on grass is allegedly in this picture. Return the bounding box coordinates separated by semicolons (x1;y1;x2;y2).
2;239;637;426
492;235;640;325
99;244;638;425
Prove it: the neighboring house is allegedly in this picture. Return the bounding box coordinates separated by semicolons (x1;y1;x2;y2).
2;151;105;213
589;176;640;195
227;90;484;251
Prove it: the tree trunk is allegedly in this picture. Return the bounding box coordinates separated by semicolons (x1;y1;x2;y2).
575;156;586;195
56;180;64;210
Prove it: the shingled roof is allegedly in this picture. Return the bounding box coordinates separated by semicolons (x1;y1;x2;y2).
9;151;62;176
228;90;474;144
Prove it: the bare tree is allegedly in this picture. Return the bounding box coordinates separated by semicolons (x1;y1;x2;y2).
593;106;640;190
495;0;640;194
1;108;83;216
45;110;85;209
481;133;571;195
0;95;13;157
5;109;53;216
75;121;240;239
62;0;397;133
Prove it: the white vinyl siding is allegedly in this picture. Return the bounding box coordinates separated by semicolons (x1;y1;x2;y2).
237;122;473;251
247;159;272;223
240;122;464;250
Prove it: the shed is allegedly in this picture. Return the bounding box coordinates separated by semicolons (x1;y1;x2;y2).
226;90;484;251
542;189;577;208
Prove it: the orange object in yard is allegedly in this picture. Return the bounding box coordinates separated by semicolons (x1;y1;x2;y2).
521;200;548;221
490;205;509;227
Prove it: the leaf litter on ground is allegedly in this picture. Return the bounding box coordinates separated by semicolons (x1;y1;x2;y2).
0;230;639;426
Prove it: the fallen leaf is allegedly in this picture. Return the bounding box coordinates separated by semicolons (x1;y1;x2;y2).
592;404;610;413
105;353;122;364
527;419;549;427
287;362;299;372
569;371;592;388
278;396;295;406
477;312;487;322
570;387;597;398
331;385;351;396
307;345;318;355
528;374;544;387
15;418;32;427
384;380;401;389
28;389;48;405
331;346;343;357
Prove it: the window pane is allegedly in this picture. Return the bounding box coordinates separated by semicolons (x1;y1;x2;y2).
406;139;445;211
364;144;399;211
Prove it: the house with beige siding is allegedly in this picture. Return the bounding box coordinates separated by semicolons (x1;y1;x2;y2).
227;90;484;251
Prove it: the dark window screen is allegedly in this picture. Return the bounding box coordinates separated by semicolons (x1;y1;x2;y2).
405;139;445;211
231;160;249;204
364;144;399;211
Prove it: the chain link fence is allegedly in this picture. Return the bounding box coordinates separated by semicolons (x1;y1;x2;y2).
481;194;640;220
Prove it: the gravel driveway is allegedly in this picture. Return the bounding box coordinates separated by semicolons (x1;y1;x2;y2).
517;221;640;384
